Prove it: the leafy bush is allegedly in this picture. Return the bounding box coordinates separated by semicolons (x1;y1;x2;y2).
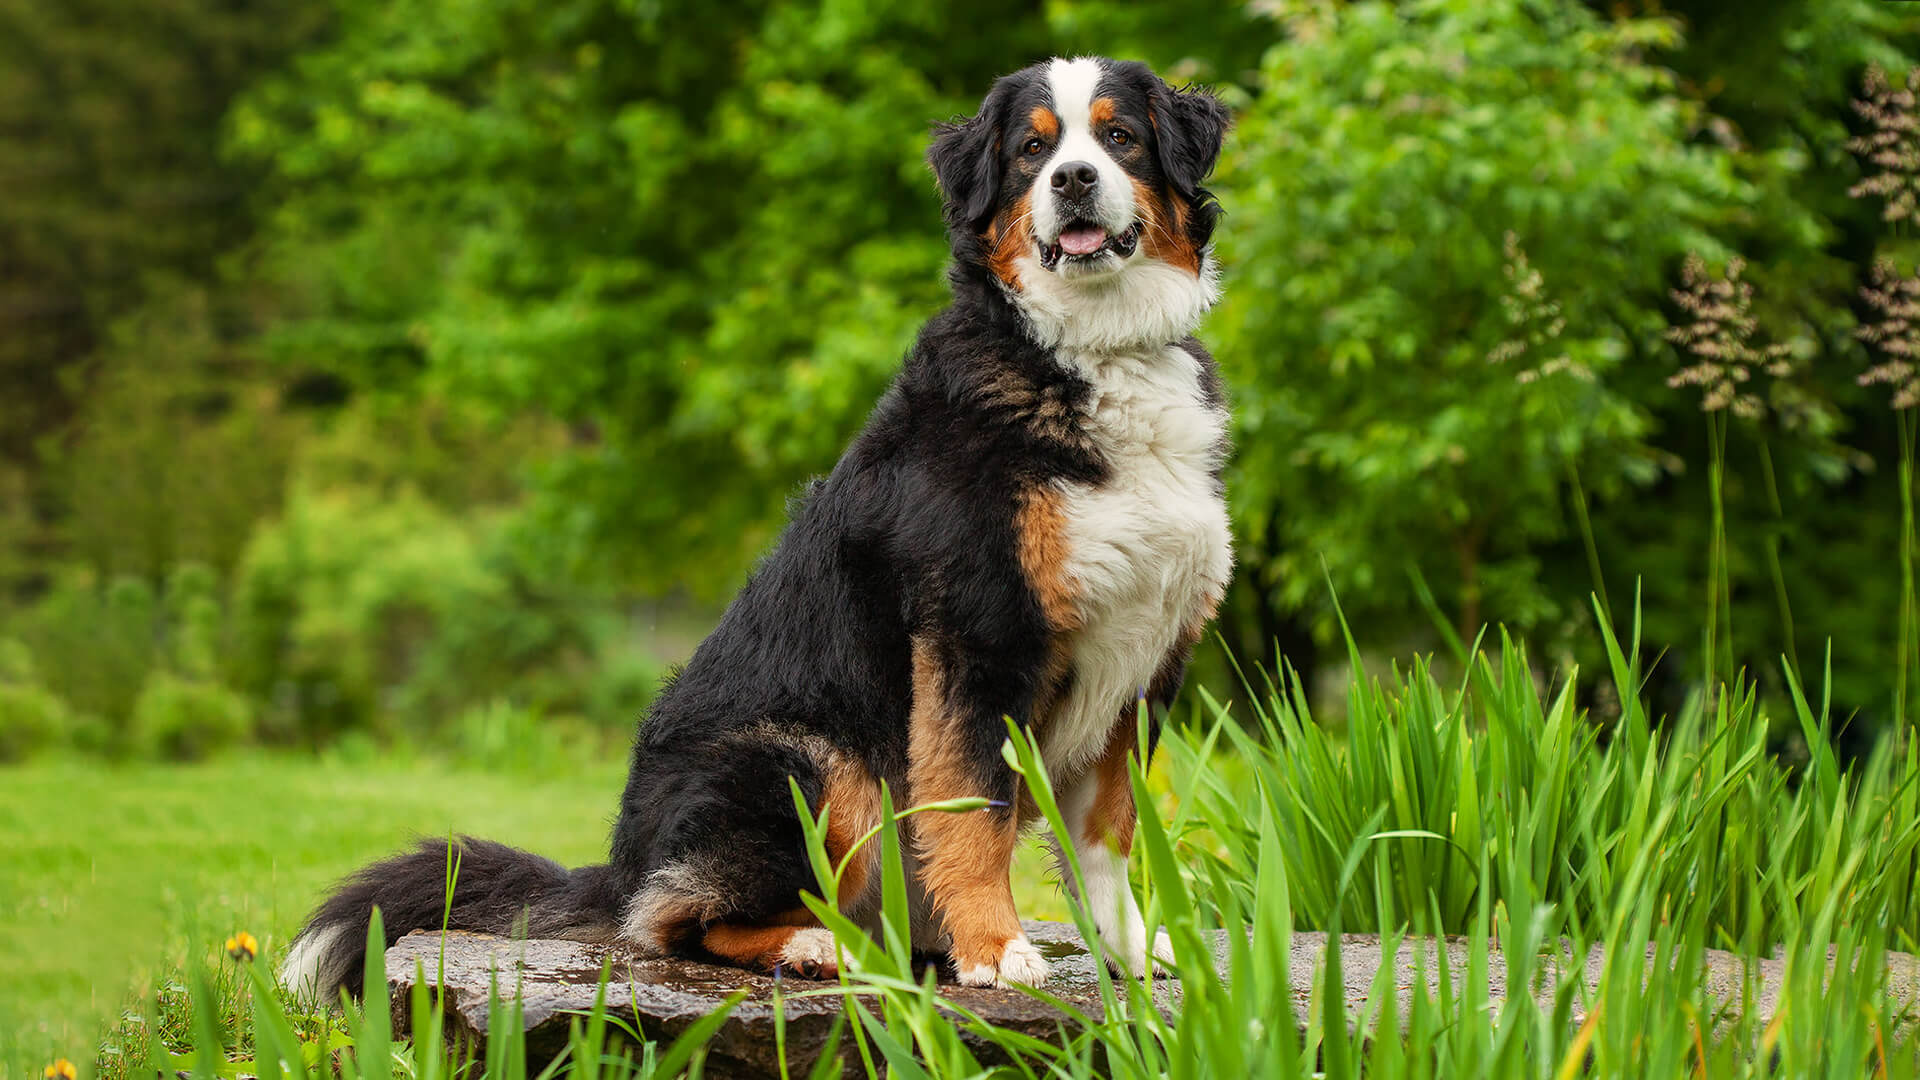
231;483;650;744
233;487;512;741
0;683;72;762
13;574;163;745
0;639;74;761
6;564;258;757
127;672;254;762
1211;0;1764;645
449;699;570;774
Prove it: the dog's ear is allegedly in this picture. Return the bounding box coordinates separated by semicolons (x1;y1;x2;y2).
928;87;1008;233
1150;80;1231;201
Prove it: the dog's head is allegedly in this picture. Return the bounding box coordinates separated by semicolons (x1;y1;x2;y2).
929;57;1230;348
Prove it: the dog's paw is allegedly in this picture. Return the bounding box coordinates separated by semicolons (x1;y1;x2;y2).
1151;930;1177;969
777;928;841;980
1104;927;1178;979
957;936;1050;989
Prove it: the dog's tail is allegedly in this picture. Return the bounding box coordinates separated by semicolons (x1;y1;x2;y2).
278;836;623;1002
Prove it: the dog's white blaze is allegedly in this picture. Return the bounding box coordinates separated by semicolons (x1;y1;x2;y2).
1003;57;1218;349
278;923;348;1002
1035;57;1135;246
1044;343;1231;778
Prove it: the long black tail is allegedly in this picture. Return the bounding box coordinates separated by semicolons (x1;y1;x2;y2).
278;836;622;1000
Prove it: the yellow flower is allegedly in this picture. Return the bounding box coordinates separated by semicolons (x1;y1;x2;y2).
44;1059;77;1080
225;931;259;962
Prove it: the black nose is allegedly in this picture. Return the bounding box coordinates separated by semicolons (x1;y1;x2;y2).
1051;161;1098;202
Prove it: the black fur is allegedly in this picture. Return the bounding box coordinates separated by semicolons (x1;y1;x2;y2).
290;837;622;997
1143;70;1231;250
283;56;1231;998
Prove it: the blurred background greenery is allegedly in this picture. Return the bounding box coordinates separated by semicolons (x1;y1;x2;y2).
3;0;1920;766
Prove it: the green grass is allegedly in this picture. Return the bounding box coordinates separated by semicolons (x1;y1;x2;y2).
11;604;1920;1079
0;748;1070;1079
0;752;623;1072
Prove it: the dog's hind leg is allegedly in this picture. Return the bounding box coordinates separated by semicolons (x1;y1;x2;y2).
701;910;843;979
616;736;884;974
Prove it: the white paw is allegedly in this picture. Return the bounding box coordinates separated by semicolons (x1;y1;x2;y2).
958;936;1050;989
1151;930;1177;968
780;927;840;979
1105;927;1177;978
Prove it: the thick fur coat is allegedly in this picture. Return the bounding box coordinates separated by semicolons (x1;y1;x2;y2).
283;55;1234;996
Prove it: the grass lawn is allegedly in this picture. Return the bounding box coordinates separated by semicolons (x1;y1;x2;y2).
0;750;1070;1077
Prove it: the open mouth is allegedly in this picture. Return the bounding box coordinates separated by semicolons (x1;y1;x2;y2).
1039;221;1142;271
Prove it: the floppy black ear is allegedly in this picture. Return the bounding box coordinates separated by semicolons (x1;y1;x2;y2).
928;91;1007;233
1151;81;1231;200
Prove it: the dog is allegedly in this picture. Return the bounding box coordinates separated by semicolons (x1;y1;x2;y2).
281;54;1232;997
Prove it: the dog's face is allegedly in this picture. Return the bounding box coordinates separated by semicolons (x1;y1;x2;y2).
929;57;1230;345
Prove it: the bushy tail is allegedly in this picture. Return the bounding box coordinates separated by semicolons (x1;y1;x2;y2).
278;836;622;1002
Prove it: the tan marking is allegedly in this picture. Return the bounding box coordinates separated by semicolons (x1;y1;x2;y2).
987;189;1033;290
624;853;736;952
1015;487;1082;631
1086;719;1139;853
630;897;698;953
1089;97;1117;127
702;913;828;974
1197;590;1222;627
821;754;883;911
906;635;1025;974
973;370;1037;412
1029;105;1059;140
1131;176;1201;275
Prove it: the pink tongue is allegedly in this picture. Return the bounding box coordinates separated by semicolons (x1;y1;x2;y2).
1058;226;1108;256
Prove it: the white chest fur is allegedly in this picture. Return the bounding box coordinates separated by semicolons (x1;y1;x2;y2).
1041;344;1233;776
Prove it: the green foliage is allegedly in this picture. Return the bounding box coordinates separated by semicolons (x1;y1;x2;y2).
0;0;323;473
0;684;69;764
129;674;255;763
231;477;660;744
236;487;525;740
15;574;164;742
0;638;66;761
1213;0;1761;645
8;0;1920;731
227;0;1052;596
54;296;300;584
449;700;569;774
70;628;1920;1080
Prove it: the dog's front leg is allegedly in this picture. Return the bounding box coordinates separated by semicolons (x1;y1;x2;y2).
1051;718;1175;978
905;635;1050;989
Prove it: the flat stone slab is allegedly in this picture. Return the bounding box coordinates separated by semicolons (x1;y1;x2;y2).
386;922;1920;1077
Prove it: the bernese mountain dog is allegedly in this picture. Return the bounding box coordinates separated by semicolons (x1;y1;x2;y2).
282;55;1233;996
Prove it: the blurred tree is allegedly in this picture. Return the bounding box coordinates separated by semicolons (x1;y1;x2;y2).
231;0;1054;595
0;0;325;587
209;0;1920;719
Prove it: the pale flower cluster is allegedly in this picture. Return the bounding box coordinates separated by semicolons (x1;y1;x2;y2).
1858;260;1920;410
1488;232;1589;383
1849;65;1920;224
1664;255;1791;419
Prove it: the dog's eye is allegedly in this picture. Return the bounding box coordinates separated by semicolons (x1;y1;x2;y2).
1109;128;1132;147
1022;137;1045;156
